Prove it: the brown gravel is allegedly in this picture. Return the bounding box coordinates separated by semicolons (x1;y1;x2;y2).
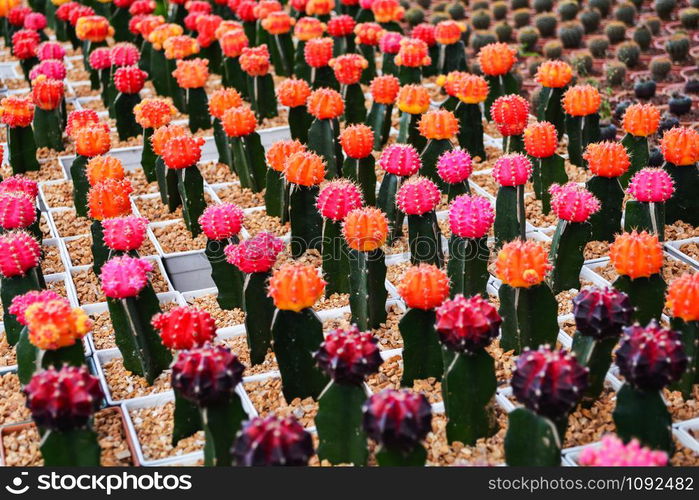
525;197;558;229
0;373;30;426
2;408;133;466
186;294;245;328
102;359;171;401
387;260;411;287
366;355;442;404
45;279;68;300
52;210;92;238
244;377;318;428
243;210;289;237
564;388;617;448
129;402;205;462
199;161;237;185
219;334;278;376
125;169;159;196
323;305;404;350
41;245;64;274
593;257;691;285
72;266;168;305
66;233;158;267
134;197;185;223
41;181;73;208
0;334;17;367
665;221;699;241
664;386;699;423
214;184;265;208
584;240;610;261
679;242;699;262
153;221;208;254
0;160;65;182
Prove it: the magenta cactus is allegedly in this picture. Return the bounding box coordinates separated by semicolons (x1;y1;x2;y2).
232;415;314;466
101;215;149;253
225;232;285;274
397;177;444;266
198;203;245;241
493;154;533;246
378;144;422;176
625;168;676;240
436;148;473;200
436;295;501;353
0;175;38;198
492;153;533;187
0;191;37;230
315;326;383;385
100;255;153;299
549;183;601;223
379;31;402;77
0;231;41;278
24;365;102;431
362;389;433;465
578;435;668;466
316;179;364;222
37;41;66;61
8;289;62;326
396;177;440;215
28;59;67;81
448;194;494;240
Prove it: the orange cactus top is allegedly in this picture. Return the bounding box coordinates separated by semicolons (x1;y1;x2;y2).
86;156;125;186
622;103;661;137
268;262;326;312
397;84;430;115
583;142;630;178
25;300;91;351
328;53;368;86
31;75;64;111
0;95;34;128
418;109;458;140
208;88;243;120
276;78;312;108
536;60;573;88
221;105;257;137
163;34;200;60
148;23;184;50
305;0;335;16
434;20;463;45
172;58;209;88
133;98;176;129
75;15;114;42
562;85;601;116
371;0;404;23
261;11;295;35
239;44;271;76
665;272;699;322
307;87;344;120
294;16;325;41
495;240;551;288
523;121;558;159
342;206;389;252
87;178;134;221
75;125;111;157
266;139;306;172
354;22;384;46
394;38;430;68
219;28;249;58
369;74;400;105
340;124;374;159
283;150;326;186
477;42;517;76
161;134;206;169
609;231;663;279
660;127;699;166
151;124;189;156
397;264;450;310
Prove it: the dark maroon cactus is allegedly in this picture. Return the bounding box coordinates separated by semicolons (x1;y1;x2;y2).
616;321;687;391
232;415;314;466
171;345;245;406
314;325;383;385
24;366;103;431
511;346;589;420
573;287;633;339
362;389;432;453
435;294;502;353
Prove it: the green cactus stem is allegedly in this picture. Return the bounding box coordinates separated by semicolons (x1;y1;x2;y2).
242;21;256;45
172;388;202;445
498;283;559;354
229;132;267;192
16;329;85;385
443;348;498;445
420;138;452;187
175;166;206;237
199;43;222;75
205;237;244;310
447;236;489;298
670;318;698;399
358;44;377;84
310;65;339;90
149;48;168;97
381;52;398;77
585;175;624;242
307;118;342;179
289;184;322;257
114;92;142;141
139;41;152;75
40;427;100;466
185;87;211;134
377;172;405;243
571;334;618;407
407;212;444;267
288;105;313;142
503;134;525;154
342;155;376;206
243;271;275;365
400;308;443;385
549;220;592;294
342;83;367;125
7;125;40;174
537;87;566;137
484;73;519;120
375;444;427;466
19;57;38;84
293;42;312;83
454;102;486;161
212;118;233;170
494;185;526;248
33;108;63;151
436;41;467;74
90;220;110;276
619;133;648;187
110;6;132;43
70;154;91;218
108;284;172;385
397;111;426;152
247;74;278;121
66;22;80;50
332;34;356;56
322;219;351;296
366;102;393;151
398;66;421;86
612;274;666;325
141;128;157;183
379;20;403;33
0;270;43;346
505;408;562;466
199;392;247;466
165;57;186;113
613;384;673;454
169;2;186;25
566;113;600;168
349;248;388;330
264;168;289;222
155;156;182;212
271;308;329;401
531;154;567;214
255;21;270;49
663;162;699;226
355;8;374;22
315;382;369;465
624;200;665;241
222;56;249;99
423;44;440;77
